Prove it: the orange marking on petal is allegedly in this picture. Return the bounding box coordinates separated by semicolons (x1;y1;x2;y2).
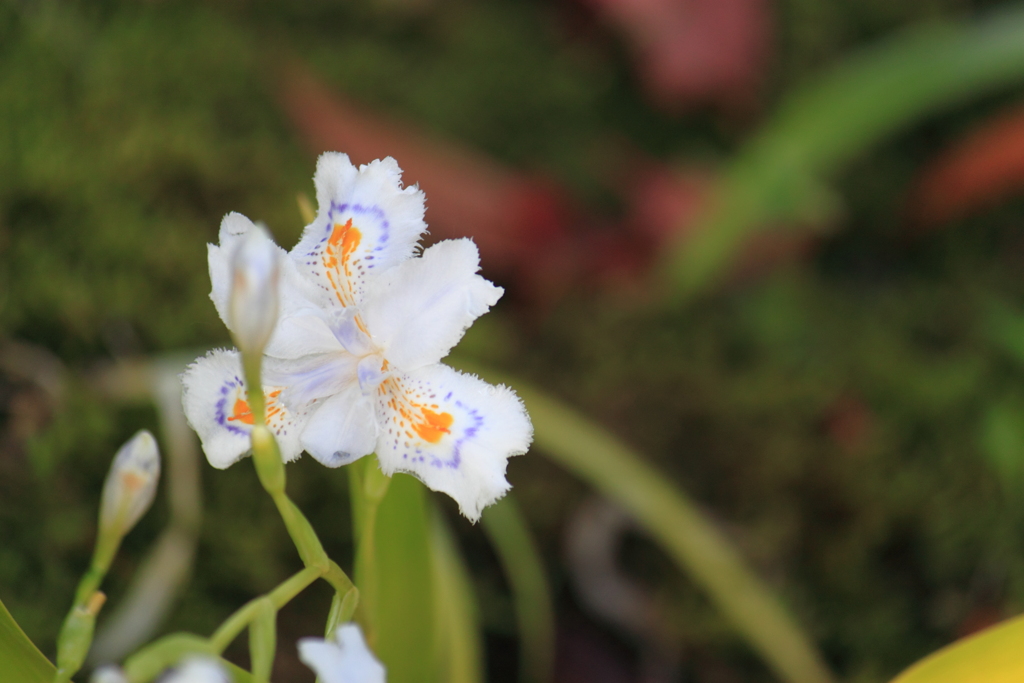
413;408;454;444
228;398;254;425
329;219;362;258
322;219;363;306
121;471;146;492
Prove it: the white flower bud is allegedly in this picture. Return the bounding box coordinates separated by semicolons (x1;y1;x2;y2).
99;430;160;540
163;657;230;683
90;665;128;683
228;224;281;358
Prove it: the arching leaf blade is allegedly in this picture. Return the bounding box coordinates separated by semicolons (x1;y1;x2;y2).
665;6;1024;299
0;594;57;683
452;359;835;683
481;496;555;683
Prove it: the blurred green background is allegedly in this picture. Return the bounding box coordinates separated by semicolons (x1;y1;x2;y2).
5;0;1024;681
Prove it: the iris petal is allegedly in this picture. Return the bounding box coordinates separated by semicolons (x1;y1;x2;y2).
181;349;314;467
290;154;426;312
361;239;502;371
373;363;532;522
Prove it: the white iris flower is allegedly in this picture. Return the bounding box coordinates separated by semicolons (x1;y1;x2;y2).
182;153;532;521
298;623;386;683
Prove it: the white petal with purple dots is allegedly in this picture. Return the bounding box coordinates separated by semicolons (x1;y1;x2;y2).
373;363;531;522
180;350;313;468
291;153;426;312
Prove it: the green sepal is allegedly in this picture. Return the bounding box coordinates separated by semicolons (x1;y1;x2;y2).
54;601;99;681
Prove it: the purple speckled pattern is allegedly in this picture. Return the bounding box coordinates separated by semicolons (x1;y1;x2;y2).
303;202;389;265
214;374;249;436
379;379;484;471
329;201;390;253
299;202;393;308
432;400;484;470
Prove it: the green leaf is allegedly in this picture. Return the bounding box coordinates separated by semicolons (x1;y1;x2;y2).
454;359;834;683
665;5;1024;299
980;398;1024;494
0;593;55;682
983;299;1024;368
890;612;1024;683
481;496;555;683
353;466;437;683
430;508;484;683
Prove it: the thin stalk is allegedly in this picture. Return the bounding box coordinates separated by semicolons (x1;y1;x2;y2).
209;566;319;653
53;500;132;682
240;347;358;667
348;457;391;648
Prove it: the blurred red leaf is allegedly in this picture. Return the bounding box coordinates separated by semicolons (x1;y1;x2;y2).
275;61;808;307
906;104;1024;231
823;395;875;455
616;158;815;289
579;0;773;112
275;61;577;287
622;162;711;244
957;605;1005;640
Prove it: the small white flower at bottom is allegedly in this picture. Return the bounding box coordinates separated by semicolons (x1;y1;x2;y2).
298;623;386;683
90;665;128;683
162;657;230;683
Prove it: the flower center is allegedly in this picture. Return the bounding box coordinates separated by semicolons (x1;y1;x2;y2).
356;354;387;395
328;309;387;396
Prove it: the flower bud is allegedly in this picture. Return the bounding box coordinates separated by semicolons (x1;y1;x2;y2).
99;430;160;540
228;224;281;358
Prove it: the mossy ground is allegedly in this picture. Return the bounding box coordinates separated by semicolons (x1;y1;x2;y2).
3;1;1024;681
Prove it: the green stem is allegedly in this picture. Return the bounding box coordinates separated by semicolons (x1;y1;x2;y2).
241;350;359;666
348;458;391;648
122;566;328;682
248;598;277;683
209;566;319;653
53;519;127;682
242;354;265;425
268;490;329;571
122;634;217;683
